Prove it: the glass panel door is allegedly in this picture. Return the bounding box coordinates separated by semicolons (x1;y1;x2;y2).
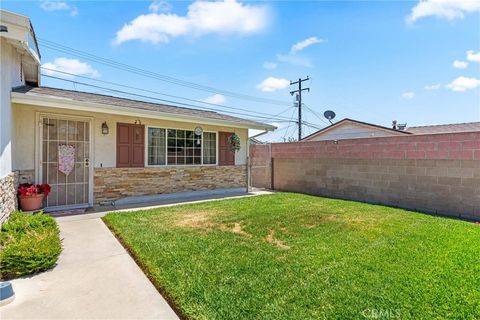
40;116;90;209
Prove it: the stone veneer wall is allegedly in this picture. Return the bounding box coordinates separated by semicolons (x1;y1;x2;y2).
0;172;17;225
94;165;247;205
251;131;480;220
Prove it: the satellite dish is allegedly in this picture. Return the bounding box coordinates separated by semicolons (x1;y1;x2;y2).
324;110;336;124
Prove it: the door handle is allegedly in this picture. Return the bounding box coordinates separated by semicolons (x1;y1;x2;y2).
84;158;90;167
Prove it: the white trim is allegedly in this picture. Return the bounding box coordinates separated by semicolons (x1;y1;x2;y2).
144;125;218;167
12;92;275;131
35;112;94;210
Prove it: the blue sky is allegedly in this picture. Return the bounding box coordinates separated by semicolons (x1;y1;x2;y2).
3;0;480;141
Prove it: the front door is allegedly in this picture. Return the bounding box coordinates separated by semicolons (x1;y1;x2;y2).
39;115;92;210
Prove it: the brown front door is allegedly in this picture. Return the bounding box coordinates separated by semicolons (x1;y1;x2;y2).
117;123;145;168
219;132;235;166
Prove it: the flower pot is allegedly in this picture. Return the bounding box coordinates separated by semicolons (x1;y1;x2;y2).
19;194;45;212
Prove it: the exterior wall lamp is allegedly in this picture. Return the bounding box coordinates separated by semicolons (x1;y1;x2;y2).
101;122;109;135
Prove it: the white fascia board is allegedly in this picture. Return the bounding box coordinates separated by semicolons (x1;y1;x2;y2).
11;92;276;131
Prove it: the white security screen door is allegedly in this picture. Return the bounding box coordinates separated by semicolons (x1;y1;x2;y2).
39;116;92;210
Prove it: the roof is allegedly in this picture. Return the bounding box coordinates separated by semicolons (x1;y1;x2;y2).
0;10;41;60
301;118;411;141
11;86;276;131
407;122;480;134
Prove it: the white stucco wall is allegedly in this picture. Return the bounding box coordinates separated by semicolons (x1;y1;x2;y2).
12;104;249;172
1;39;25;178
304;122;400;141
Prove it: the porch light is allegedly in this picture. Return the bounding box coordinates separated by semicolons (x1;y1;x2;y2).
101;122;109;135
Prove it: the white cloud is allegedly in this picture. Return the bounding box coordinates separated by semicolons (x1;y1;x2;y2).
467;50;480;62
453;60;469;69
446;76;480;92
276;53;313;67
256;77;290;92
407;0;480;23
40;1;78;16
149;0;171;13
203;94;226;104
42;58;100;78
114;0;270;45
263;61;277;70
401;92;415;99
271;36;324;67
424;83;441;90
290;36;324;54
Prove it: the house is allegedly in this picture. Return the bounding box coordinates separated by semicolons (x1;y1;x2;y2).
301;118;411;141
302;118;480;141
0;10;275;219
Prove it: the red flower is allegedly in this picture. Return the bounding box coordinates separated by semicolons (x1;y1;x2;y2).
41;184;51;197
17;183;52;197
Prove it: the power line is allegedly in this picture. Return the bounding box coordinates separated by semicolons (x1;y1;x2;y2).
41;74;297;123
38;38;290;106
41;67;294;121
283;107;297;141
303;104;331;126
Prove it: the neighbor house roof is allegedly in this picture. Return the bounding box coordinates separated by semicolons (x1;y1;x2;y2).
11;86;276;131
406;122;480;134
302;118;411;141
302;118;480;142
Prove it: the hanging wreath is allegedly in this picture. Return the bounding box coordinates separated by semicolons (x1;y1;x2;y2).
227;133;241;151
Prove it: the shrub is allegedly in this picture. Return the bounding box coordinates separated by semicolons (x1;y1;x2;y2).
0;211;62;280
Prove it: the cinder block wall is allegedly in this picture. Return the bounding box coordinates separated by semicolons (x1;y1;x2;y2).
252;132;480;220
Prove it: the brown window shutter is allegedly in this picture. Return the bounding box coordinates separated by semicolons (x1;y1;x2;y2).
116;123;145;168
219;132;235;166
117;123;131;168
131;124;145;167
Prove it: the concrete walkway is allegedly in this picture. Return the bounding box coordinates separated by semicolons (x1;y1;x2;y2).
1;218;179;320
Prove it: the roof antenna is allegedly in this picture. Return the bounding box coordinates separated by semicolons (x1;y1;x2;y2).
324;110;336;124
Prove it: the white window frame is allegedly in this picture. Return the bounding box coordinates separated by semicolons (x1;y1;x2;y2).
145;126;218;167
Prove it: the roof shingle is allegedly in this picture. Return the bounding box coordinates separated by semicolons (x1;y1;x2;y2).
406;122;480;134
12;86;275;130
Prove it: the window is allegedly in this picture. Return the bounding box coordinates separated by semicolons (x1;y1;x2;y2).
203;132;216;164
147;128;217;166
147;128;166;165
168;129;202;165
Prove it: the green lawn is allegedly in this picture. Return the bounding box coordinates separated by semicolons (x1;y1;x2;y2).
103;193;480;319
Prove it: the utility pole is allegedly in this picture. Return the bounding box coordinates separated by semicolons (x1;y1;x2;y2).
290;77;310;141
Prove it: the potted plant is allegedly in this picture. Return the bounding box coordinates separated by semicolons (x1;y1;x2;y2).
17;183;51;212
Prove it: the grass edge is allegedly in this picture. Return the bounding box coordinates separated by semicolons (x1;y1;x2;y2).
101;216;189;320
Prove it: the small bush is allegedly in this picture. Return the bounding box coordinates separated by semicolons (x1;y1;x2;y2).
0;211;62;280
